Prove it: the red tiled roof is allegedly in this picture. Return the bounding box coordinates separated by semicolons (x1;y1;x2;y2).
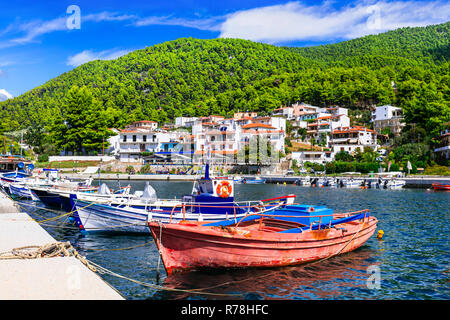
332;126;376;134
316;116;332;120
241;123;276;129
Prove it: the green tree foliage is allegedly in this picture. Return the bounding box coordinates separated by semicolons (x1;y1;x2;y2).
334;150;354;162
0;23;448;154
48;85;113;154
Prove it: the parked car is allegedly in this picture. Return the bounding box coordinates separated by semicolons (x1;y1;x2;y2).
286;169;295;176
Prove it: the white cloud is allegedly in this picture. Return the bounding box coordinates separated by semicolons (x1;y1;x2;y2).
133;15;223;31
11;17;67;44
0;89;13;101
219;1;450;43
83;12;138;23
1;1;448;49
67;49;131;67
0;12;137;48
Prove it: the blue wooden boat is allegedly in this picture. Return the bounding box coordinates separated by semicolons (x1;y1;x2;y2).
69;165;293;233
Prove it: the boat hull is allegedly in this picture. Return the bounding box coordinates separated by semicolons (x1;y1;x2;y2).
30;188;65;208
9;184;39;201
148;216;378;274
432;183;450;191
71;198;259;233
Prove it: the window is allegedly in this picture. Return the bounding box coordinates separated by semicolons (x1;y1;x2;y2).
123;135;127;142
133;135;136;142
143;135;147;142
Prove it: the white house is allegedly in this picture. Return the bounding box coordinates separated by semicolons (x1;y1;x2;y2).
330;126;379;156
292;150;333;165
130;120;158;131
434;123;450;161
190;115;286;164
371;105;404;136
175;116;198;128
105;128;120;156
273;106;295;119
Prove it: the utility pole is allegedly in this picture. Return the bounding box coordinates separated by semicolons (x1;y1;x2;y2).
20;131;23;157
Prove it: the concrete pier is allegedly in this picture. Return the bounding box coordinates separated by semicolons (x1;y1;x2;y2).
0;192;124;300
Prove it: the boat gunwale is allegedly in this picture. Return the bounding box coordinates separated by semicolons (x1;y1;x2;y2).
148;216;378;249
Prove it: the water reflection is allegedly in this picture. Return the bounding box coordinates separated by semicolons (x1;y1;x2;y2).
157;246;380;300
14;181;450;300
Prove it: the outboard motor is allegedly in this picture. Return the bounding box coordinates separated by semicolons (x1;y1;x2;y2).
141;181;157;203
98;183;111;195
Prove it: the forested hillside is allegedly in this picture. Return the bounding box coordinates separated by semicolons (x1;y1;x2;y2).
0;22;448;141
0;38;315;131
286;22;449;64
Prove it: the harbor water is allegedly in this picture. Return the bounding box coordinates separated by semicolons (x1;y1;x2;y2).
15;181;450;300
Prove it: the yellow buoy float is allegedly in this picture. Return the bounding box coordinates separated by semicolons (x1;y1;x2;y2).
377;230;384;240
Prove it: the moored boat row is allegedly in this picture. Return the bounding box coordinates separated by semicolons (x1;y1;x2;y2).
294;176;406;189
1;164;381;275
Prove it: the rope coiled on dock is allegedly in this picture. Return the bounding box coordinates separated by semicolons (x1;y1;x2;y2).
0;241;97;272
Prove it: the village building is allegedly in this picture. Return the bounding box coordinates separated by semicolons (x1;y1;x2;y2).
371;105;404;137
118;120;189;163
291;150;333;165
329;126;379;155
175;116;198;128
433;122;450;161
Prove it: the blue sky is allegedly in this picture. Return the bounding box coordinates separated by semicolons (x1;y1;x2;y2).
0;0;449;98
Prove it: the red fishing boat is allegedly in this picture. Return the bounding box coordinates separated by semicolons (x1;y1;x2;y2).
432;183;450;191
148;208;378;274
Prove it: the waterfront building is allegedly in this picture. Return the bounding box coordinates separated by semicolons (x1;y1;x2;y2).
291;150;333;165
329;126;379;155
190;115;286;164
118;120;189;163
192;120;238;164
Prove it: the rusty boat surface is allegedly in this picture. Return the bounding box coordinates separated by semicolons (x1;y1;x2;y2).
148;206;378;274
432;183;450;191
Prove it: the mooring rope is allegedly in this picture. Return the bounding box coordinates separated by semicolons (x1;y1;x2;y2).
85;258;243;297
0;241;97;272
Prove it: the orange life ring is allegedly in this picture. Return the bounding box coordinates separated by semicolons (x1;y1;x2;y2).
216;181;232;198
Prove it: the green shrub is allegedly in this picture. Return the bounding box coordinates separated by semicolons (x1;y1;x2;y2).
423;165;450;176
37;154;49;162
